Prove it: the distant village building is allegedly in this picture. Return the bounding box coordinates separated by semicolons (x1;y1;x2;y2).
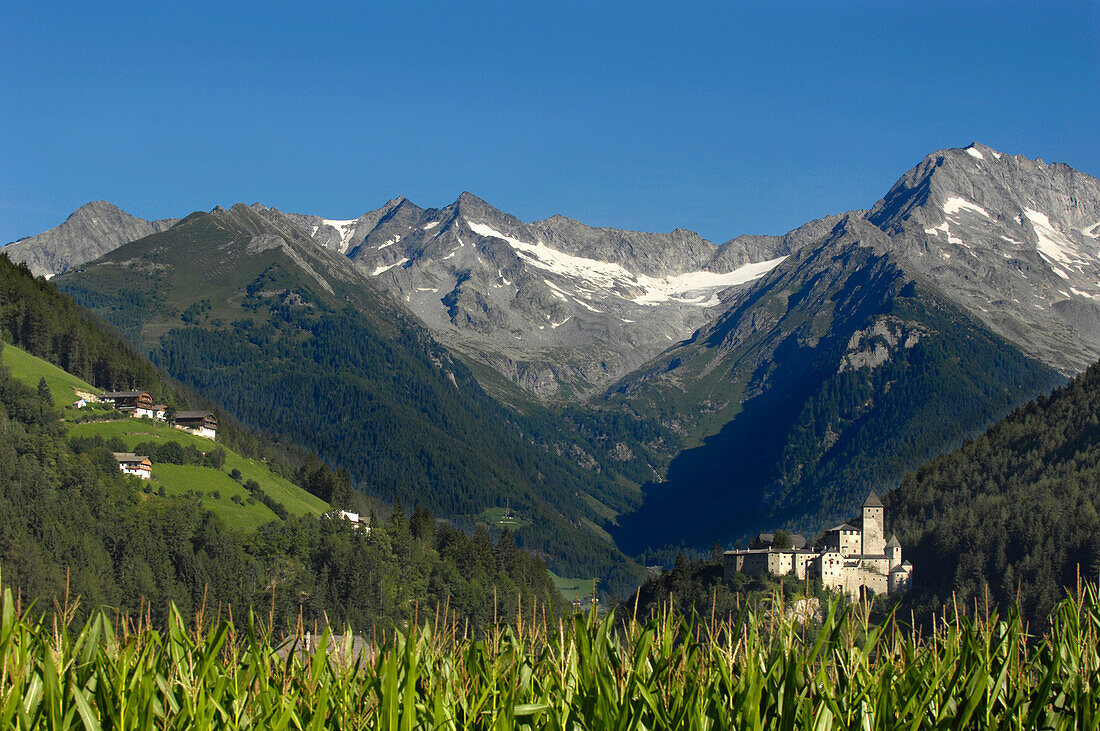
112;452;152;480
98;391;167;421
724;491;913;600
173;411;218;439
101;390;154;417
324;510;372;533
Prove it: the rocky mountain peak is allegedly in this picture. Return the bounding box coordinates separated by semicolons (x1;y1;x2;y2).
331;191;798;397
860;145;1100;374
3;200;176;278
65;200;125;222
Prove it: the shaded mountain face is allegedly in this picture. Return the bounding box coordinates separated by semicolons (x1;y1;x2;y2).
3;201;176;278
609;209;1064;560
605;144;1100;558
53;204;646;592
259;194;830;399
867;143;1100;375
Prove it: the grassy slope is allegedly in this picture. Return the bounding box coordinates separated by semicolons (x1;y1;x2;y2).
2;343;96;405
67;419;328;521
4;341;328;529
549;571;597;602
151;464;272;532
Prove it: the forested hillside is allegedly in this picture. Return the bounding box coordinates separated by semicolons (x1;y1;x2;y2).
0;252;292;462
0;339;564;629
886;359;1100;628
0;253;569;628
52;207;646;591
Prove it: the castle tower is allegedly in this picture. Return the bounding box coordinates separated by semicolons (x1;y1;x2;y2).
886;533;902;568
861;491;885;555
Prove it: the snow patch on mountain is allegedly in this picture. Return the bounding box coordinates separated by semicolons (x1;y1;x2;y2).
631;261;788;305
372;258;408;275
943;197;992;220
544;279;571;302
465;219;784;308
323;219;359;252
1026;209;1087;267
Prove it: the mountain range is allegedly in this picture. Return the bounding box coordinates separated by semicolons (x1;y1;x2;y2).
7;142;1100;583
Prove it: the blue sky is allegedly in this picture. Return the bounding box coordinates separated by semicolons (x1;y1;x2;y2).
2;1;1097;245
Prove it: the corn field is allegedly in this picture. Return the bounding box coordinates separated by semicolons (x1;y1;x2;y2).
0;581;1098;729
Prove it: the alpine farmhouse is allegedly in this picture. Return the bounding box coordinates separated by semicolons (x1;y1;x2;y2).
112;452;152;480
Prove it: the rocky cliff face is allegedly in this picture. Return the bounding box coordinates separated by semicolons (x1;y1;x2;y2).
867;143;1100;375
266;193;828;398
3;201;176;277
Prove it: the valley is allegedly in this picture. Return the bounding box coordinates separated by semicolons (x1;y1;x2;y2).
7;142;1100;607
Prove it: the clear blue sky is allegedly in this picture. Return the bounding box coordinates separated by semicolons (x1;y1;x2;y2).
2;1;1098;245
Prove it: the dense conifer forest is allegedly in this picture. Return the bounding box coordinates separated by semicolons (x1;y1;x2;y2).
0;254;567;630
0;341;563;629
886;358;1100;628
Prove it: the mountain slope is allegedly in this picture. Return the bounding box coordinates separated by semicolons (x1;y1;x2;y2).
3;201;176;278
53;204;645;590
885;358;1100;628
259;194;819;399
609;216;1062;558
601;144;1100;558
867;142;1100;375
8;196;842;400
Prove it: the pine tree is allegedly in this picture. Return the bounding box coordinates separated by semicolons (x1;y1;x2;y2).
36;377;52;406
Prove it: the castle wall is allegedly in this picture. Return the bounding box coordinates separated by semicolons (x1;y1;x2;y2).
889;565;913;594
726;494;908;600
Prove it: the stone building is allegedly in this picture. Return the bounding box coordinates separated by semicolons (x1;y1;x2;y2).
723;491;913;600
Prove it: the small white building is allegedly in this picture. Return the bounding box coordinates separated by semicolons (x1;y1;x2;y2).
73;389;101;403
112;452;152;480
325;510;371;533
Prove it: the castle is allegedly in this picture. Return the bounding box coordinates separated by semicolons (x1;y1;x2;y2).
723;491;913;600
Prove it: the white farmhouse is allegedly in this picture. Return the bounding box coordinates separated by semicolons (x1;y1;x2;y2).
112;453;152;480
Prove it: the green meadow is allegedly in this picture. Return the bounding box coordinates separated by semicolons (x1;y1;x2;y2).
4;341;328;530
67;418;328;525
2;342;95;406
